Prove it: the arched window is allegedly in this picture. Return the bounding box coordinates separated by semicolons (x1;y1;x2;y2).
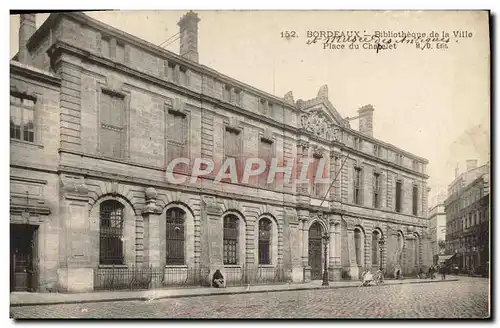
258;218;272;265
166;208;186;265
99;200;125;265
354;228;362;266
223;215;239;265
372;230;380;265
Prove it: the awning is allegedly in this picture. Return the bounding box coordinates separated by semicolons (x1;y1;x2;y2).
437;254;456;262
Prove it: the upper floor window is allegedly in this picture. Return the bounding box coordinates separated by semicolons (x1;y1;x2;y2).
100;90;125;158
167;103;189;173
412;160;419;172
354;167;363;205
10;94;35;143
373;173;381;208
224;126;242;178
258;138;275;188
312;155;324;198
396;154;403;166
354;137;362;151
412;185;419;215
395;180;402;212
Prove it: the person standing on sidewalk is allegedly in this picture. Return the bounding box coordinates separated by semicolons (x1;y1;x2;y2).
440;264;447;280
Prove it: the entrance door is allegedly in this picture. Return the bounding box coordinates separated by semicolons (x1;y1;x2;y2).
308;222;323;280
10;224;38;292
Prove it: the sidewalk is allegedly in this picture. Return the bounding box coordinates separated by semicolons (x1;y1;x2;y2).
10;277;459;307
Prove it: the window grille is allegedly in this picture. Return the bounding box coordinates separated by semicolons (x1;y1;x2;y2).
166;208;186;265
100;200;125;265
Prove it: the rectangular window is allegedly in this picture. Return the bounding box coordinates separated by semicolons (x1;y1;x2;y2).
100;91;125;158
312;156;323;198
223;85;231;102
116;43;125;63
412;160;419;172
354;167;362;205
10;94;35;143
101;36;110;58
412;185;419;215
167;104;188;173
395;180;402;212
373;173;380;208
234;90;242;105
354;137;361;150
224;127;242;179
258;139;275;188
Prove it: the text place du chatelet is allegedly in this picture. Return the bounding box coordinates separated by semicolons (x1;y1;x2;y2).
280;29;474;53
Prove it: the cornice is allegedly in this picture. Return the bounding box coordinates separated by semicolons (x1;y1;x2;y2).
47;41;300;134
10;61;61;87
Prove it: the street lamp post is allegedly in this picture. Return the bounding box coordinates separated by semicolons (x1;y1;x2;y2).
322;232;330;286
378;238;385;271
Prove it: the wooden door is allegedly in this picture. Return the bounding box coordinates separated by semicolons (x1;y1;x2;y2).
10;224;36;292
308;222;323;280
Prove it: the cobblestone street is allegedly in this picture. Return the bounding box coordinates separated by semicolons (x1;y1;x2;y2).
11;277;489;319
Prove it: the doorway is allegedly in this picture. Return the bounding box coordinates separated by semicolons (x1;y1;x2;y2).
308;222;323;280
10;224;38;292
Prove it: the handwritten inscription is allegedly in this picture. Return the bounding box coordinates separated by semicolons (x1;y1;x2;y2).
280;29;474;53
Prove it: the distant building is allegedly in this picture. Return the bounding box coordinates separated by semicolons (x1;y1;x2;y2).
428;197;446;263
444;160;490;275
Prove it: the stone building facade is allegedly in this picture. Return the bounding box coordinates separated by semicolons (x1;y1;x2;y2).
10;11;431;293
428;202;446;262
444;161;490;275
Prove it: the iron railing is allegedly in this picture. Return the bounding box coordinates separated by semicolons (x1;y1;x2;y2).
94;265;289;291
223;265;289;287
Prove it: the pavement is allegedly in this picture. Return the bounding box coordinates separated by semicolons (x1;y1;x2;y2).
9;276;489;319
11;276;459;307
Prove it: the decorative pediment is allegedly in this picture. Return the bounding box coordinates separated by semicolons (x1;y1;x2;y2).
300;109;342;142
297;85;347;130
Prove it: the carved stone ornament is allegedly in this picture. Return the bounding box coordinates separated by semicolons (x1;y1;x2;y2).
300;110;341;142
60;175;89;198
105;73;124;94
142;187;162;215
202;196;222;215
312;146;324;158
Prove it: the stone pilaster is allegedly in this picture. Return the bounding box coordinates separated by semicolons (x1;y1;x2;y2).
201;196;224;280
328;216;342;280
346;227;360;280
284;208;303;282
142;188;162;268
58;175;93;293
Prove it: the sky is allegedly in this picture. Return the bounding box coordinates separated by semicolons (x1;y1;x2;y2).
9;11;490;207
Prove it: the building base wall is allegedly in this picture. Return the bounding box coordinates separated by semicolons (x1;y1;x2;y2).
57;268;93;293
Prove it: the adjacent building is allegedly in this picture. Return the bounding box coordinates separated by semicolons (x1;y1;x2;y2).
428;194;446;263
444;160;490;275
10;11;432;293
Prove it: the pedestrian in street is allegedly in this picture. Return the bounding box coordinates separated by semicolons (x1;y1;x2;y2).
212;269;226;288
440;264;446;280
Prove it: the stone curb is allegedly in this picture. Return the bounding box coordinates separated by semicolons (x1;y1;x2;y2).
10;278;459;307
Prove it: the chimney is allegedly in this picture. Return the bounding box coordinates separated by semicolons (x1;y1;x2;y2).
455;166;459;179
178;11;200;63
358;104;374;137
18;14;36;65
466;159;478;171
